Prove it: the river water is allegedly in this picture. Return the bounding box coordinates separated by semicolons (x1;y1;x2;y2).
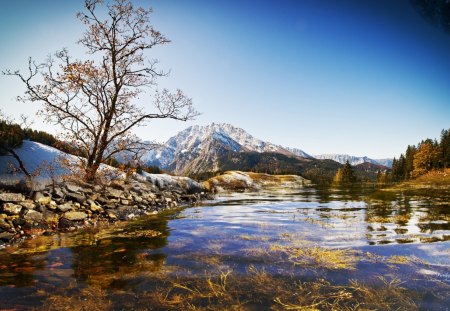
0;186;449;310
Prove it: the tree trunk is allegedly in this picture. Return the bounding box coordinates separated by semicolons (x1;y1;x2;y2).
84;163;100;183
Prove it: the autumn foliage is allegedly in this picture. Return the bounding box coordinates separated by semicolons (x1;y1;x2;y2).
4;0;197;182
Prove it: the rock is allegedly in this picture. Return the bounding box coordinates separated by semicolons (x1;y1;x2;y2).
65;192;85;204
2;203;23;215
19;201;36;210
0;232;14;241
52;187;65;199
62;211;88;221
0;193;25;202
121;199;130;205
106;188;123;199
24;210;44;222
66;183;82;193
57;202;74;212
107;212;117;220
87;200;102;212
38;196;52;205
43;212;60;226
33;192;52;205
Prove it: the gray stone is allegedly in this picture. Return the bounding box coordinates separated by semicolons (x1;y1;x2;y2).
66;183;82;193
2;203;22;215
0;193;25;202
24;210;44;222
106;188;124;198
65;192;85;204
62;211;88;221
52;187;65;199
57;202;74;212
19;201;36;210
33;192;52;205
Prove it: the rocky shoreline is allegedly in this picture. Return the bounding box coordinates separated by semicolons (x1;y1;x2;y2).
0;174;211;249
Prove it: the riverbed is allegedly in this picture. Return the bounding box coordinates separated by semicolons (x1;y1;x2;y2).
0;186;449;310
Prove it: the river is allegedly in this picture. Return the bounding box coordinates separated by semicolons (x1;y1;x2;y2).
0;186;449;310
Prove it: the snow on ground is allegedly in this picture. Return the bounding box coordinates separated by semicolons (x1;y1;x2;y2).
0;140;203;192
0;140;76;188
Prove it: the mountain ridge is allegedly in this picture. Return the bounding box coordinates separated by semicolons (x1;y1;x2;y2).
142;123;392;179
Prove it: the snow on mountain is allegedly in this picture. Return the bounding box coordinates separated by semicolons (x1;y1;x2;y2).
143;123;311;174
313;154;392;168
284;147;313;159
373;158;393;168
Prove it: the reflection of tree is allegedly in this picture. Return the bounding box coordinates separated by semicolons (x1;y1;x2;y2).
0;252;47;288
69;216;170;289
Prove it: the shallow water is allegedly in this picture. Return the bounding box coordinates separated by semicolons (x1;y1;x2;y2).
0;186;449;310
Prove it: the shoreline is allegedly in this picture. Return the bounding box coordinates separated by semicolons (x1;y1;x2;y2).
0;175;212;249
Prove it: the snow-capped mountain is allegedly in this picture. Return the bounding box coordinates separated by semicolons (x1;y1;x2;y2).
313;154;392;168
143;123;310;174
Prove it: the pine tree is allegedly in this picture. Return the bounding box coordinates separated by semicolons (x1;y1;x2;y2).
440;128;450;168
405;145;416;179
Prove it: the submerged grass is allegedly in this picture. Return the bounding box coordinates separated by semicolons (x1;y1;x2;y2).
37;269;425;310
269;243;358;270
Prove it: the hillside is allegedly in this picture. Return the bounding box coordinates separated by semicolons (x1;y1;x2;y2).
0;140;204;192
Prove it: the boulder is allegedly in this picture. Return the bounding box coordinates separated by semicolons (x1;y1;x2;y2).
2;203;22;215
62;211;88;221
0;193;25;202
19;201;36;210
24;210;44;222
57;202;74;212
65;192;85;204
65;183;82;193
52;187;65;199
106;188;124;199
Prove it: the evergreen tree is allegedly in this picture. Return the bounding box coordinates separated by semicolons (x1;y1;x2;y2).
342;160;356;183
405;145;416;179
440;128;450;168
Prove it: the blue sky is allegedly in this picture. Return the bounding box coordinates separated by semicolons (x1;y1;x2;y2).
0;0;449;158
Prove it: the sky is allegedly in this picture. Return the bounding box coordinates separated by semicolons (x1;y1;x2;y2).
0;0;449;159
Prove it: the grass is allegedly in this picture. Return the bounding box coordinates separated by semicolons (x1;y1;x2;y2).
376;169;450;199
269;243;358;270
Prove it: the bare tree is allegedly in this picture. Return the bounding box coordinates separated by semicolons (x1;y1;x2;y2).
4;0;197;182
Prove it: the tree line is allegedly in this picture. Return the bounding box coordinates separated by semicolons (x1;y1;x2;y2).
379;128;450;183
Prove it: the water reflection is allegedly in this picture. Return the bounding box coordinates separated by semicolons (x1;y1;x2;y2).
0;185;449;309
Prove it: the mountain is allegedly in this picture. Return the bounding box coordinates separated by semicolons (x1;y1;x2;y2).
373;158;393;168
313;154;393;168
144;123;311;175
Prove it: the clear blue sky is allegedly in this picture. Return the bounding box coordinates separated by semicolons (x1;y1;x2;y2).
0;0;449;158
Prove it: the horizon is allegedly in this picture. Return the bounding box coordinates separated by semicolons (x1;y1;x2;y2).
1;0;449;159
